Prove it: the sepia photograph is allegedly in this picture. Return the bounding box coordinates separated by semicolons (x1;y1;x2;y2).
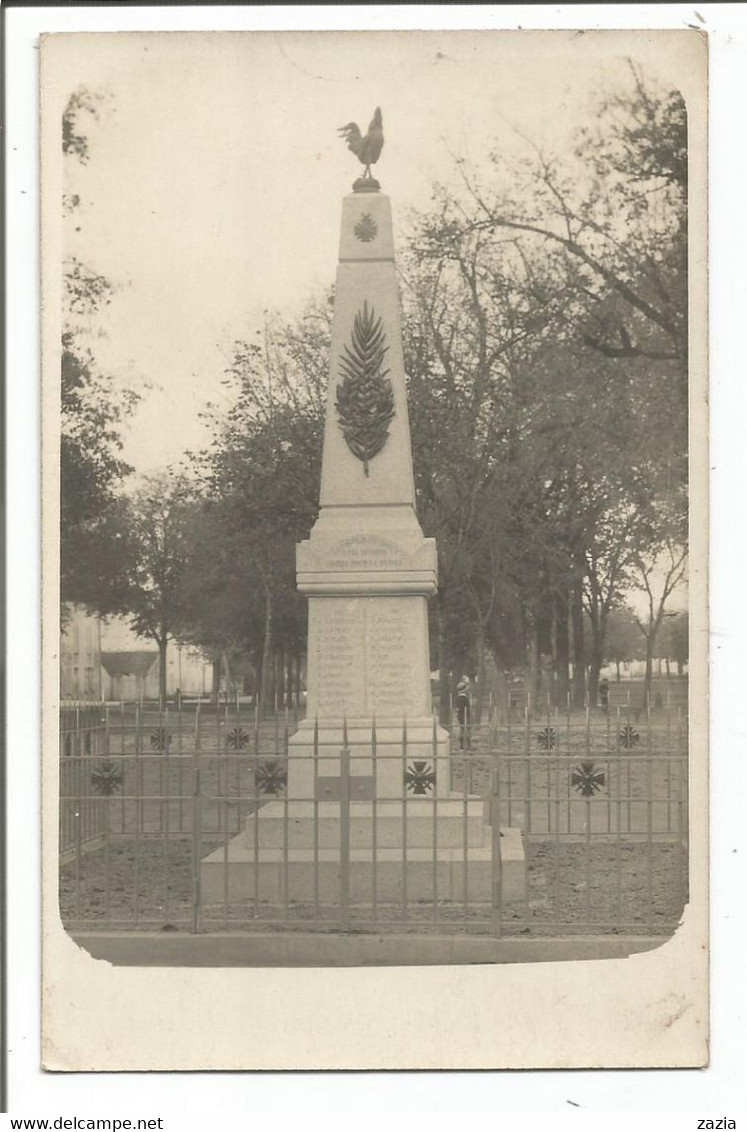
39;26;707;1070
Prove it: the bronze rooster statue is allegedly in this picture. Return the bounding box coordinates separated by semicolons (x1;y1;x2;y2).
338;107;384;181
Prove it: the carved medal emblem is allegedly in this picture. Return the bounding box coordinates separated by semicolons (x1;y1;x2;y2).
354;212;378;242
335;301;395;476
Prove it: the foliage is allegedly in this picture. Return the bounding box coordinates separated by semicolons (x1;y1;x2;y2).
658;610;688;671
191;301;329;708
632;540;688;701
603;606;646;674
92;472;198;705
60;86;140;611
63;258;113;317
397;64;688;706
60;333;139;606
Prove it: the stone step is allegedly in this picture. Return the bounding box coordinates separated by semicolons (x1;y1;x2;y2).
200;826;526;905
246;812;488;849
245;797;490;849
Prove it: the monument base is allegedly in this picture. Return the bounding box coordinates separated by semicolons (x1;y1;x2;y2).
199;713;527;910
200;809;526;907
286;716;452;799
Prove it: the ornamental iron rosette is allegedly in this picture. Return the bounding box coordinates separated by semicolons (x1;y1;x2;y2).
537;726;557;751
256;759;287;796
571;761;606;797
91;760;124;796
227;726;249;750
405;760;436;795
335;301;395;475
150;728;172;751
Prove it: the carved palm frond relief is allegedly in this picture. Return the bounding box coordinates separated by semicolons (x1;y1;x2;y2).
335;300;395;475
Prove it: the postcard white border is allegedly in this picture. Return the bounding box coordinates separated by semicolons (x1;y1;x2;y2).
6;1;745;1118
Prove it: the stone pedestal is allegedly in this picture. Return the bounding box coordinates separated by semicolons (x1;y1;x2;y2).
200;184;526;913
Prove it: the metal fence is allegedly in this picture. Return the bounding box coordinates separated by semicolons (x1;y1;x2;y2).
58;699;688;938
60;705;110;863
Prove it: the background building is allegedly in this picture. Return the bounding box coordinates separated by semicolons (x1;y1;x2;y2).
60;605;213;701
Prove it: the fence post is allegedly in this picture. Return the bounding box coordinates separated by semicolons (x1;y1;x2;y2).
103;704;112;922
191;702;203;933
371;716;378;920
679;705;689;908
431;714;438;921
490;757;502;937
339;734;350;931
401;717;409;918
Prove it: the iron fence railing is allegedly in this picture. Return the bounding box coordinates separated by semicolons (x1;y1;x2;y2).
58;700;689;938
59;705;110;863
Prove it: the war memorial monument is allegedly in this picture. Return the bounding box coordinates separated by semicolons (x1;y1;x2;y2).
202;110;525;910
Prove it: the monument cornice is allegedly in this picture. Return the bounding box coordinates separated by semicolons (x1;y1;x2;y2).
296;578;438;597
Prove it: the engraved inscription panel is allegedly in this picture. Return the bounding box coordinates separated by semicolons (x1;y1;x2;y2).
324;534;404;572
307;596;431;718
309;600;365;715
366;599;428;716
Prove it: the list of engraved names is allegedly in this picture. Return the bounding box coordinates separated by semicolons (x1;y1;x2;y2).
367;600;421;715
309;597;428;716
312;602;364;713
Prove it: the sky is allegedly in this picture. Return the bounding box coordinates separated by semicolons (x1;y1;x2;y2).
49;28;694;476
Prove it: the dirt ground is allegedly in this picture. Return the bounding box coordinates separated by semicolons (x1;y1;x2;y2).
59;835;686;937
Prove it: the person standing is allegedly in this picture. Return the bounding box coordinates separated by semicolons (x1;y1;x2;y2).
456;676;472;750
599;676;610;714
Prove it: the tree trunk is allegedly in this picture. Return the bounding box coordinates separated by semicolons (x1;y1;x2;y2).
536;599;553;711
554;590;570;709
643;633;655;713
474;634;486;727
641;608;666;712
586;591;606;710
273;651;281;713
437;597;451;726
223;651;232;701
588;638;604;710
493;664;509;725
158;634;168;709
526;621;539;717
253;658;261;708
272;651;279;712
211;654;221;706
259;592;274;717
571;579;586;709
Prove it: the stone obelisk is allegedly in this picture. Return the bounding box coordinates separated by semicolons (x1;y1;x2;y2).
289;181;450;797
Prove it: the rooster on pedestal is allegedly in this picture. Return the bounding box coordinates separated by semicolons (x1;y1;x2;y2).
338;107;384;185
